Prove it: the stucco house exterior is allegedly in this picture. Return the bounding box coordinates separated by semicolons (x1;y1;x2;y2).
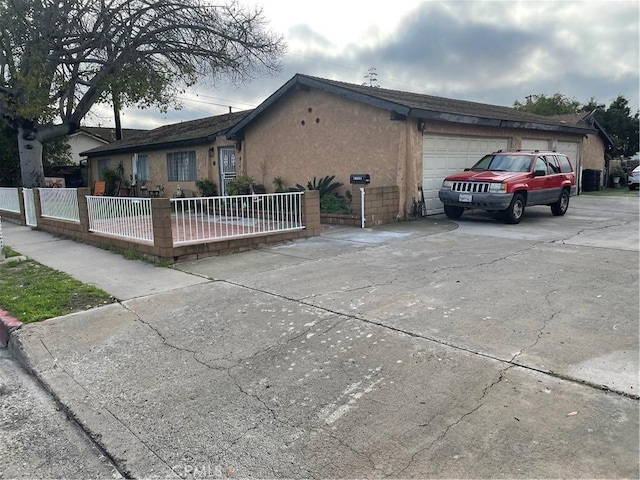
69;127;146;165
227;74;597;217
82;112;250;196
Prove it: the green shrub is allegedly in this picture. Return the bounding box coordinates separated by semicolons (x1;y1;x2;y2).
296;175;343;197
320;193;351;214
102;167;119;196
273;176;286;193
195;178;218;197
226;175;255;195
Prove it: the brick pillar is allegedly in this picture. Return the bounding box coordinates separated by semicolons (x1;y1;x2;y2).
302;190;321;234
76;188;91;235
16;188;26;225
151;198;174;260
33;188;42;221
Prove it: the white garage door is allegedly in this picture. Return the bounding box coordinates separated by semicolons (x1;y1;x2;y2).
521;139;551;151
422;134;509;214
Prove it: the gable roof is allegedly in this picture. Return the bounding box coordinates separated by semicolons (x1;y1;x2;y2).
73;126;147;144
81;110;252;157
227;73;594;140
551;112;615;149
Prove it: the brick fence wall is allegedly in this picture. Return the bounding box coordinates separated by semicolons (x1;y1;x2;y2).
2;189;322;263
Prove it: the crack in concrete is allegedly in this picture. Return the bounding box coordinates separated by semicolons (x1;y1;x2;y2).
34;338;163;479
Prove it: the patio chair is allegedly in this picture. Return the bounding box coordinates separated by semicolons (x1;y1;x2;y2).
93;181;106;196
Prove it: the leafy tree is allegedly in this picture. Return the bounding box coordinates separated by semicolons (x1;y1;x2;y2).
0;0;285;187
513;93;581;116
515;93;639;157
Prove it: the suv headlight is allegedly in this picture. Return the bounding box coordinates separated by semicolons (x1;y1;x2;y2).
488;182;507;193
442;180;453;189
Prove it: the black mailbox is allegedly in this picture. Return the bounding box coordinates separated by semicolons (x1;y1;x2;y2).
350;174;370;185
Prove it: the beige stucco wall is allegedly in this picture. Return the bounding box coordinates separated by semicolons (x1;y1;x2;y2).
580;134;605;172
240;88;423;217
88;138;236;195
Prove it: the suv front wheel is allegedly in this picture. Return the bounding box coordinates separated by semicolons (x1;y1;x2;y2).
551;189;570;216
503;193;525;224
444;205;465;219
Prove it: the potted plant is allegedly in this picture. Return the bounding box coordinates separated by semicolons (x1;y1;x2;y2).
611;165;625;187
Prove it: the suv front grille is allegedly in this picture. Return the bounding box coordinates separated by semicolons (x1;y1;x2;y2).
452;181;491;193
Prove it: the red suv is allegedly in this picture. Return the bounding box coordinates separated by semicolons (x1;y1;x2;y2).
439;150;576;224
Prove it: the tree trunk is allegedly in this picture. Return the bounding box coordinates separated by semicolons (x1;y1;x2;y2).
17;128;45;187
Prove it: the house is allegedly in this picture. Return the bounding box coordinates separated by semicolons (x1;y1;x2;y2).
82;111;250;196
551;112;615;187
226;74;596;216
69;127;146;164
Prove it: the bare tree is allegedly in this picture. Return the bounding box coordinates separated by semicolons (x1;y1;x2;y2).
0;0;285;187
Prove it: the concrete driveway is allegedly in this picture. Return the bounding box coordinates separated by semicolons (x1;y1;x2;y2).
12;195;639;478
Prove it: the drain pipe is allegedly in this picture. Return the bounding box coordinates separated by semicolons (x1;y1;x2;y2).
360;187;365;229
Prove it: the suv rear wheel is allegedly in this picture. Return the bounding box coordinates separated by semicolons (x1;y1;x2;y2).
444;205;464;219
503;193;525;224
551;189;570;216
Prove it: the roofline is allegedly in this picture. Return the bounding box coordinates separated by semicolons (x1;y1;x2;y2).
581;112;615;147
81;135;217;157
227;74;594;139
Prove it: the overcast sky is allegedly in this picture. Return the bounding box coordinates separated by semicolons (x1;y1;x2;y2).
86;0;640;130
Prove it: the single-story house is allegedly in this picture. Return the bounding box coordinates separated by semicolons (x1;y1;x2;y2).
226;74;597;216
69;126;146;165
82;111;250;196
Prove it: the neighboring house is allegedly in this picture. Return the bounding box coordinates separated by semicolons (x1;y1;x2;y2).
551;112;615;187
82;111;250;196
227;74;597;216
68;127;146;165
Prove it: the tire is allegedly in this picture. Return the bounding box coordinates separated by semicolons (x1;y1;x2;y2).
630;184;637;191
444;205;464;219
551;189;570;216
503;193;525;224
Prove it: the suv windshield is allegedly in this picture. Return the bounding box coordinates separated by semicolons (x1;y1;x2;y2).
471;154;533;172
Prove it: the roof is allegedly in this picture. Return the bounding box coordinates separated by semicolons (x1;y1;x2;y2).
81;110;252;157
72;127;147;144
551;112;615;149
227;73;595;140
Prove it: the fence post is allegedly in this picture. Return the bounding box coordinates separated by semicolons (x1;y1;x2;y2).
17;188;26;226
151;198;173;260
76;188;91;235
302;190;321;235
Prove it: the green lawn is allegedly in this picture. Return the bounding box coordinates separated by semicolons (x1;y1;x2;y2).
0;248;114;323
581;187;639;197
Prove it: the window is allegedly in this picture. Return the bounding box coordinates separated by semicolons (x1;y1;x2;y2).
166;151;196;182
97;159;111;180
136;155;150;182
534;157;547;175
545;155;561;174
557;155;573;173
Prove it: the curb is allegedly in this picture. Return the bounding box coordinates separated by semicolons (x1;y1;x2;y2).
0;308;22;348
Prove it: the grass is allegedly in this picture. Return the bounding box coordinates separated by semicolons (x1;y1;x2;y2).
0;248;114;324
581;186;639;197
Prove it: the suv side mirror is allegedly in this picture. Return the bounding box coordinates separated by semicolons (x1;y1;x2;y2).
534;169;546;177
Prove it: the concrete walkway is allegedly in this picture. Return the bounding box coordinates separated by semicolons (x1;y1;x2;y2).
1;200;638;479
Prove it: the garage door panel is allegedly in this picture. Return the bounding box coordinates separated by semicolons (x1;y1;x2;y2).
422;135;509;214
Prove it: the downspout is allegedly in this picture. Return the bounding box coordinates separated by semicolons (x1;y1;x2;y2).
360;187;366;229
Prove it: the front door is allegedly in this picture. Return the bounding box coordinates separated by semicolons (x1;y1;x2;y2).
218;147;237;196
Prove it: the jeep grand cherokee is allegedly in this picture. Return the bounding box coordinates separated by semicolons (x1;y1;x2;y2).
438;150;576;224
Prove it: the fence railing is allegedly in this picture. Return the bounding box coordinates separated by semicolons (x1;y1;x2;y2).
0;187;20;213
87;196;154;244
171;192;305;245
39;188;80;223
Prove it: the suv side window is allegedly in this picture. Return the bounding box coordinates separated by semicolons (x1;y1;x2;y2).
557;155;573;173
534;157;547;175
546;155;561;174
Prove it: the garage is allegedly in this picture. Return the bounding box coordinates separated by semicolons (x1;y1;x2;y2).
422;134;510;214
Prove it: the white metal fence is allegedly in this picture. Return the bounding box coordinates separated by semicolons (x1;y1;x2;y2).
87;196;154;243
39;188;80;223
171;192;304;245
0;187;20;213
22;189;37;226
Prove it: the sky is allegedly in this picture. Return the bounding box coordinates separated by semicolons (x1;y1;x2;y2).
85;0;640;130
